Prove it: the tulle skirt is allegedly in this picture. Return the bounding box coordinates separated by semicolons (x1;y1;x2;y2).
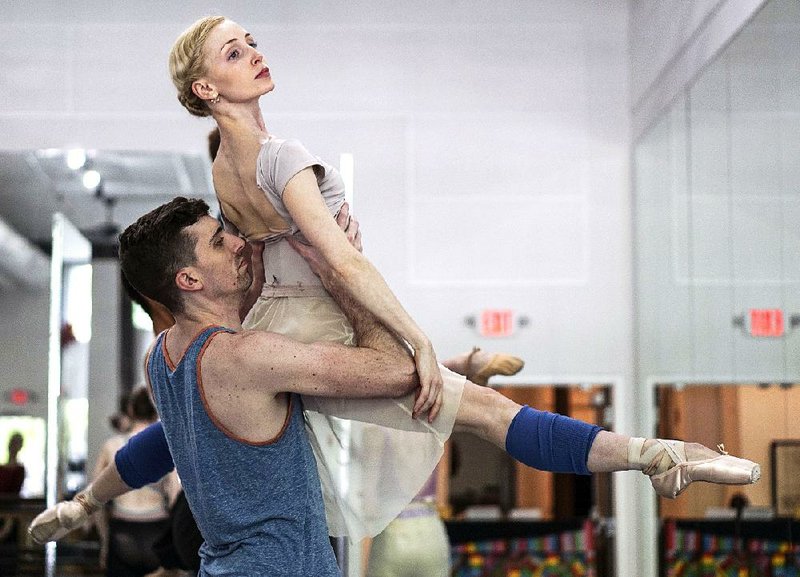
242;294;464;541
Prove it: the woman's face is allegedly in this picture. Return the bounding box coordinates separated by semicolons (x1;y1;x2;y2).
201;19;274;104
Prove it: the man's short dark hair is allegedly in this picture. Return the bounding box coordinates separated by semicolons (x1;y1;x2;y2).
120;271;153;316
118;197;209;314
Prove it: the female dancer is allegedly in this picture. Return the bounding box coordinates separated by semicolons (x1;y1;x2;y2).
169;15;524;538
162;15;760;540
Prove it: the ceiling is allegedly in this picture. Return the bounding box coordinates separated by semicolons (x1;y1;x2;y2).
0;148;217;257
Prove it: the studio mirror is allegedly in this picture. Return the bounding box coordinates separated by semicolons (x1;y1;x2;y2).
633;0;800;574
445;383;614;576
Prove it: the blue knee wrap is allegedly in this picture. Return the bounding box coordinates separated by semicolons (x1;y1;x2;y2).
505;405;601;476
114;421;175;488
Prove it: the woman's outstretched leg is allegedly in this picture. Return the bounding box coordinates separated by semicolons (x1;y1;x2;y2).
453;381;760;499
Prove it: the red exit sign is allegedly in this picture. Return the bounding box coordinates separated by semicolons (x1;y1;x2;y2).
748;309;784;337
480;309;514;338
3;388;38;406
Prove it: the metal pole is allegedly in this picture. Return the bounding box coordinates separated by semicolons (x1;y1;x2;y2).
45;214;66;577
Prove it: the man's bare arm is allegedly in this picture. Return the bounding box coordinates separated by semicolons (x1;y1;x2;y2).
216;329;417;400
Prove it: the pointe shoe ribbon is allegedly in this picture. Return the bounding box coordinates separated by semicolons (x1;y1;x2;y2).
630;438;761;499
467;347;525;386
628;437;685;476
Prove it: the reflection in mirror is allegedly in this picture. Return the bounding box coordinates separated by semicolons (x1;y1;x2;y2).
46;213;91;575
445;384;613;577
634;0;800;519
656;383;799;520
447;384;612;521
0;416;45;497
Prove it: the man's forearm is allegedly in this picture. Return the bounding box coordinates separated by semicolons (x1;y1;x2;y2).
287;231;416;372
320;265;413;362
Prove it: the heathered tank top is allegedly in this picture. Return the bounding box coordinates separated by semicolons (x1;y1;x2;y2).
147;325;340;577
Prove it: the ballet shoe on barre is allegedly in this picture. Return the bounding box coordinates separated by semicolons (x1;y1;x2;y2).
467;346;525;386
628;438;760;499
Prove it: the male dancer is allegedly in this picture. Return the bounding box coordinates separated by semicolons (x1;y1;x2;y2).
31;198;759;574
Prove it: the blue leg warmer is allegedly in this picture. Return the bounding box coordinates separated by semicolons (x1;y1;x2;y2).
114;421;175;488
505;405;602;475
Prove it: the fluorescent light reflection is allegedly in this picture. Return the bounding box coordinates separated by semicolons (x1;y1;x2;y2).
82;170;101;190
66;149;86;170
65;264;93;343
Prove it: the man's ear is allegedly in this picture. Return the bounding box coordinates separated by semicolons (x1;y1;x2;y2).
192;79;217;101
176;268;203;293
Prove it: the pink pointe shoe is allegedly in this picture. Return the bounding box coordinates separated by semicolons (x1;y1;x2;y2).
628;438;761;499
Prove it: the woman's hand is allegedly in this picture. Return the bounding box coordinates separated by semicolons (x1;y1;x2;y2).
412;342;443;422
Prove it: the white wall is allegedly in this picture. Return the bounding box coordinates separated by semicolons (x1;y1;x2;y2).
629;0;766;138
630;0;725;106
1;0;634;572
0;1;631;399
0;287;49;418
626;2;769;576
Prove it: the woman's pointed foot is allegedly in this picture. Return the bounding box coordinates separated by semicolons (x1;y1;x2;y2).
467;347;525;386
628;438;760;499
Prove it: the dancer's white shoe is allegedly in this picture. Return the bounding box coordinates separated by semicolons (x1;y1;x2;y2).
28;488;102;544
628;438;760;499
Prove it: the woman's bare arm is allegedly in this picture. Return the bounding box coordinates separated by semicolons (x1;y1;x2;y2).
282;168;443;420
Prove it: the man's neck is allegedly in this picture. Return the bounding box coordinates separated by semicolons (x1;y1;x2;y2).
165;299;241;349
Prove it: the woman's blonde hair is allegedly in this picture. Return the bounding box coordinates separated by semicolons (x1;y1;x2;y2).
169;15;226;118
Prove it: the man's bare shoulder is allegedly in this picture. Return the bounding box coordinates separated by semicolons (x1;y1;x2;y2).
204;329;286;356
201;329;310;375
200;328;351;397
196;329;295;440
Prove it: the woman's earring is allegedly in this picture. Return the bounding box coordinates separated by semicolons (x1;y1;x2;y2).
209;94;221;104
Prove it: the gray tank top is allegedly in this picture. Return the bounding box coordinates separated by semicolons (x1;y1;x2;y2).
147;325;339;576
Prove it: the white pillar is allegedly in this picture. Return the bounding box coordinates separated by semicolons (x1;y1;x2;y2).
613;379;658;577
